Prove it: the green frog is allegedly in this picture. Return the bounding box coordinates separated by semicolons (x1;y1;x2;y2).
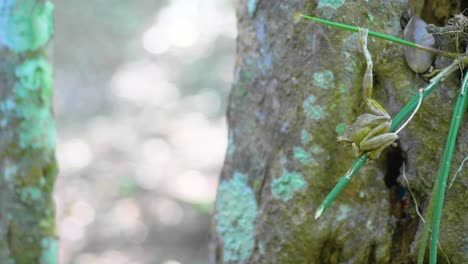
337;28;398;159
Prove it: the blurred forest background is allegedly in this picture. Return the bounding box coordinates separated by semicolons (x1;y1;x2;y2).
53;0;236;263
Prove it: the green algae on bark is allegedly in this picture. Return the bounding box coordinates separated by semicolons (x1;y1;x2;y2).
0;0;54;53
215;172;258;262
0;0;57;262
14;58;55;150
271;170;307;201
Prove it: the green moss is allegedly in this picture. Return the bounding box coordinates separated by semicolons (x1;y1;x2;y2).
215;172;258;262
39;238;58;264
232;69;251;99
313;70;335;90
339;84;347;93
14;58;55;150
303;95;326;120
233;84;248;98
39;215;55;231
0;0;54;53
252;180;261;191
271;170;307;201
242;70;252;82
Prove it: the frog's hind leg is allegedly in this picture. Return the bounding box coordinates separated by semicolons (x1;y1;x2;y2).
352;142;360;157
361;120;391;145
360;132;398;152
366;135;398;159
359;120;398;159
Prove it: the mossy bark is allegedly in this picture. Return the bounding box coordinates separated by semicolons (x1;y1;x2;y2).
212;0;466;263
0;1;58;263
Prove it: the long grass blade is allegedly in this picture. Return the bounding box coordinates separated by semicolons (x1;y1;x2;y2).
428;70;468;264
298;14;458;59
417;182;436;263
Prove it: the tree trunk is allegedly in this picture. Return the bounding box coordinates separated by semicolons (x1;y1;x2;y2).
0;1;58;263
212;0;466;263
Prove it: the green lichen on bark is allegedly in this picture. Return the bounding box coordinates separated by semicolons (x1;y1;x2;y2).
303;94;326;120
0;0;57;263
271;170;307;201
14;58;55;150
313;70;335;90
318;0;346;9
0;0;54;53
39;238;58;264
215;172;258;263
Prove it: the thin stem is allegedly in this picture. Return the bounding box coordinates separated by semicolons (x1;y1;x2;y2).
449;156;468;188
299;14;459;59
429;69;468;264
395;88;423;134
401;163;425;224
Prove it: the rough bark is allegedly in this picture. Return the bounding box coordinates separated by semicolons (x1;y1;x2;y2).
0;1;58;263
212;0;466;263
